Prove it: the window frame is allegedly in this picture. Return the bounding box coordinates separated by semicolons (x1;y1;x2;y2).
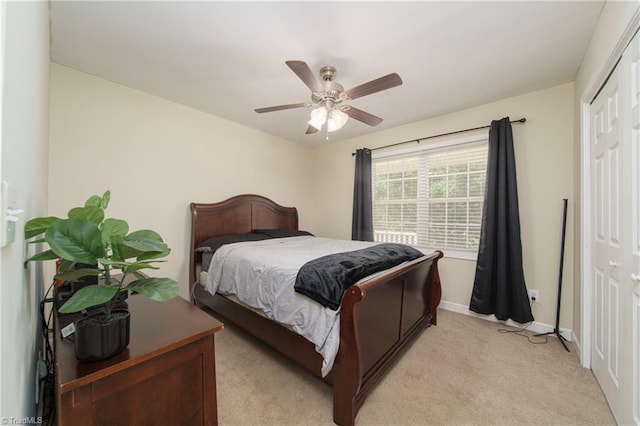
372;133;489;261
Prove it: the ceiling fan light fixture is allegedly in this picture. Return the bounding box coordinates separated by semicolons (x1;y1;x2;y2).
308;106;327;130
327;109;349;132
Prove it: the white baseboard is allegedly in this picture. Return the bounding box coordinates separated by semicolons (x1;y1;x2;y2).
439;300;573;341
572;332;581;350
572;331;587;367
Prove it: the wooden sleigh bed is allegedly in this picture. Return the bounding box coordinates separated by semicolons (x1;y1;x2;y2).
189;194;443;426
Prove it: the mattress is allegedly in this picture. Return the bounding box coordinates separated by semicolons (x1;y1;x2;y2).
203;236;409;376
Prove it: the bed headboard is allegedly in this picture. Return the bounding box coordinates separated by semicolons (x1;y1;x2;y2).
189;194;299;286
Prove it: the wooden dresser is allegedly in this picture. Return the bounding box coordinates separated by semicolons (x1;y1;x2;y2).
54;294;224;425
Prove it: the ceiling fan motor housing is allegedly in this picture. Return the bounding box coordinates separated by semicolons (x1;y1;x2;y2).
311;66;347;105
320;66;337;81
313;82;345;104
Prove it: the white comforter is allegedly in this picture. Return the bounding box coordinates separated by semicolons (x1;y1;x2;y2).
205;235;380;376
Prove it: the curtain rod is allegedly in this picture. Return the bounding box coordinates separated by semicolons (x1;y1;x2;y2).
352;117;527;155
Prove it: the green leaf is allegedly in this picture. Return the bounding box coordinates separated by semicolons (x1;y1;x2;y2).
101;218;129;244
84;195;102;208
110;234;126;262
84;191;110;209
126;278;178;302
122;262;159;275
123;231;168;253
23;249;59;268
68;206;104;225
119;245;142;260
45;219;105;264
96;258;128;268
100;190;111;209
137;248;171;261
119;230;166;259
24;217;61;239
127;229;163;242
58;284;119;313
54;268;101;282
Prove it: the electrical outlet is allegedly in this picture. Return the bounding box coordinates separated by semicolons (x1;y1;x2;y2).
528;289;539;303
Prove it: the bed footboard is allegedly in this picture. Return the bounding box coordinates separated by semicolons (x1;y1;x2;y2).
332;250;443;426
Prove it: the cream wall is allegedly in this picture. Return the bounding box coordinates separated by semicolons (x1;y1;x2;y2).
49;65;577;332
0;1;50;419
48;64;316;300
572;2;640;356
312;83;575;330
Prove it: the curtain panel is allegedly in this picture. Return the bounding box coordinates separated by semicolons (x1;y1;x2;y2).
352;148;373;241
469;117;533;323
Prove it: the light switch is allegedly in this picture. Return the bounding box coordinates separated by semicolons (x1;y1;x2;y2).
0;181;7;247
1;181;20;247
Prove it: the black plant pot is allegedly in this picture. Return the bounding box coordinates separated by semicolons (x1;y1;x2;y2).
74;310;130;362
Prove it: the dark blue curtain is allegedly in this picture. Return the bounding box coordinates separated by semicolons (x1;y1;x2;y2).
352;148;373;241
469;118;533;323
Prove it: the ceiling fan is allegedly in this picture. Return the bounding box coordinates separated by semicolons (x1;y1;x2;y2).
255;60;403;135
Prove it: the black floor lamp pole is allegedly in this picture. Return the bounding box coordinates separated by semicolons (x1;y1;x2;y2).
535;198;570;352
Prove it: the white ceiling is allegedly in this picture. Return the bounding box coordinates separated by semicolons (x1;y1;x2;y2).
49;1;604;146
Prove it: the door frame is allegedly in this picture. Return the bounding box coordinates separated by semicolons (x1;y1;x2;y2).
579;5;640;369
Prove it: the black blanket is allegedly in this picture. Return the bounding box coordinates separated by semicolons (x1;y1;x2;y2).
294;243;423;310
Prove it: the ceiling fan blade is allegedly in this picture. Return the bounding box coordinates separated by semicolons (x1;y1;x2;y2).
344;73;403;100
286;60;323;93
305;125;318;135
255;102;309;113
344;106;383;127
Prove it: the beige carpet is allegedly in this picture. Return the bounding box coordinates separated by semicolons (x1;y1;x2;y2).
208;308;615;425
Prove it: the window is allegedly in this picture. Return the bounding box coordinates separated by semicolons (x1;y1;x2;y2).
372;136;488;257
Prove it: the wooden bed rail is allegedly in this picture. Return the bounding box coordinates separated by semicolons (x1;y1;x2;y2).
332;250;443;425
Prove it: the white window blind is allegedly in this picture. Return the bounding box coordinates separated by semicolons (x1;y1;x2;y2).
372;139;488;254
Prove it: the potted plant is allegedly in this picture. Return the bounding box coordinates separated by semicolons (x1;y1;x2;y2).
24;190;179;361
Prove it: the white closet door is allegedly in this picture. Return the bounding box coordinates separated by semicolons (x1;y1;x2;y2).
626;29;640;426
590;29;639;426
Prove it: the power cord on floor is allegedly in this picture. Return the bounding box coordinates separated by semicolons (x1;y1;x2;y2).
497;296;549;345
498;322;549;345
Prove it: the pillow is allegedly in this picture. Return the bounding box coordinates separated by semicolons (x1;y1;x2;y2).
253;229;314;238
195;233;272;253
201;252;214;272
